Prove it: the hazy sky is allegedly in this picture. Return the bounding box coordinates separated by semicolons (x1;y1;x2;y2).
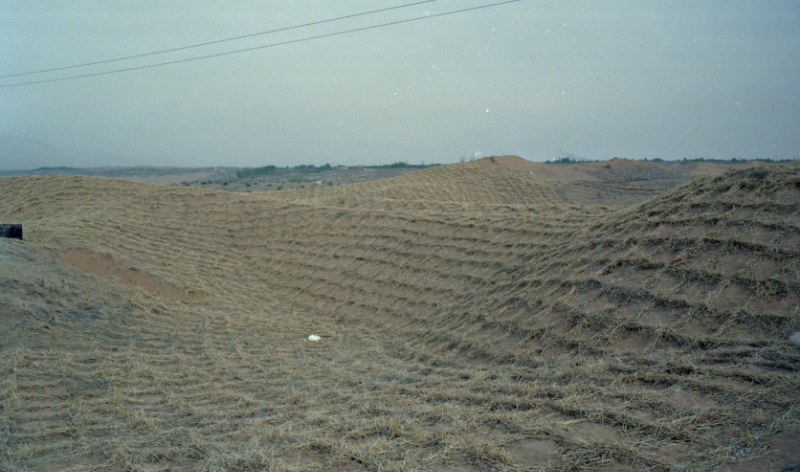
1;0;799;169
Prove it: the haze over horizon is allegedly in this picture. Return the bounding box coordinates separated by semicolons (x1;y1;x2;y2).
2;0;799;170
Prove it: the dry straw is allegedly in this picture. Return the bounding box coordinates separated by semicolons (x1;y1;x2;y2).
1;161;799;471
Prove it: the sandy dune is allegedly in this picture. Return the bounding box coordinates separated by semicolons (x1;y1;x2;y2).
1;158;798;471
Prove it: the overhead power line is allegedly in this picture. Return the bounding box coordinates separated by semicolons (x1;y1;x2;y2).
0;0;436;79
0;0;520;88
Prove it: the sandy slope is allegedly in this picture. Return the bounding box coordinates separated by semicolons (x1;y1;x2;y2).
470;155;599;183
1;159;799;471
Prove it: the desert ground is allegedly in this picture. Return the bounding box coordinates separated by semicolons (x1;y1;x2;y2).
1;156;799;471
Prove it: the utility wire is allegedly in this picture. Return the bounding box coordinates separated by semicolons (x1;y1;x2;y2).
0;0;520;88
0;0;436;79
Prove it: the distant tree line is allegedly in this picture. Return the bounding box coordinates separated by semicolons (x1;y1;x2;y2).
236;165;279;178
236;161;439;178
236;163;333;179
367;162;440;169
546;157;798;166
548;157;598;165
33;166;77;171
678;157;797;164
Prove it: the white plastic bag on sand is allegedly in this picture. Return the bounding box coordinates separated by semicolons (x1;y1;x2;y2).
308;335;321;341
